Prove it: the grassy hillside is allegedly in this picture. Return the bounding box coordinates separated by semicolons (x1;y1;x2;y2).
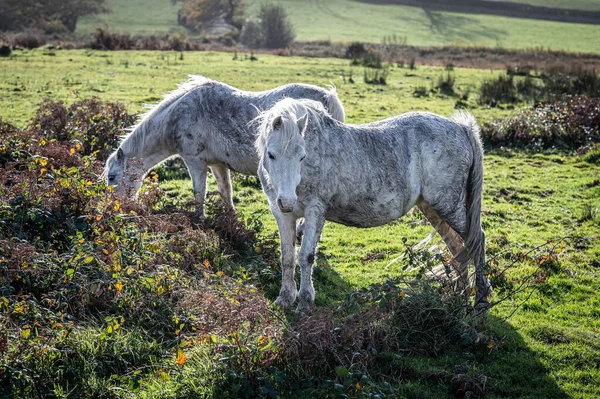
1;49;599;398
75;0;600;53
76;0;183;35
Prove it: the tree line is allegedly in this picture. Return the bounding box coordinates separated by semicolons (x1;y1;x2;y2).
1;0;295;49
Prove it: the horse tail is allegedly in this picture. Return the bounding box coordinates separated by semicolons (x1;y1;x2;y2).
324;85;346;122
450;111;485;265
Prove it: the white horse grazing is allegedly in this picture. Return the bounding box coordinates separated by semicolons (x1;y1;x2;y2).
255;98;491;316
104;75;345;216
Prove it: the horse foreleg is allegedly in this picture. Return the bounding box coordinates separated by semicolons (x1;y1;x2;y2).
181;156;208;217
273;211;298;309
210;165;235;212
296;203;326;314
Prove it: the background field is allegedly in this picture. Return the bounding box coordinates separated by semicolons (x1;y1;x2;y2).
76;0;600;53
1;49;599;398
0;49;514;128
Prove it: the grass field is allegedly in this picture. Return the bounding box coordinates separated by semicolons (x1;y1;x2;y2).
1;50;599;398
76;0;600;53
0;48;516;128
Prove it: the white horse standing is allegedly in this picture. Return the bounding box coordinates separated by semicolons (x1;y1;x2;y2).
104;76;345;216
255;98;491;316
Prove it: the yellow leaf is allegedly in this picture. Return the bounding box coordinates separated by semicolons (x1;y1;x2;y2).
40;139;46;146
113;200;120;211
203;259;210;268
176;349;187;366
259;335;267;346
70;148;75;154
398;290;405;297
95;214;103;221
102;249;109;255
157;286;165;296
487;340;494;349
39;158;47;166
470;288;476;295
83;257;94;264
107;185;114;193
158;370;170;381
216;271;224;277
356;382;362;390
21;325;31;339
115;281;123;292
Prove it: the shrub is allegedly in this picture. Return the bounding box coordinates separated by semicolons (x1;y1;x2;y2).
478;74;517;106
482;68;600;107
240;18;263;49
259;4;295;49
89;28;136;50
9;31;47;49
436;72;456;95
30;97;136;160
345;42;367;59
0;43;10;57
482;95;600;149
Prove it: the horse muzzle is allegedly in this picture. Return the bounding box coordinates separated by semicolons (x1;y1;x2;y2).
277;197;296;213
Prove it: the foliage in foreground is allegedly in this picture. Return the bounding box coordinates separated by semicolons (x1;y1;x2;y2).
0;98;594;398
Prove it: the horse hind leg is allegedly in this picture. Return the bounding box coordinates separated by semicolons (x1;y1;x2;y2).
210;165;235;211
417;201;470;294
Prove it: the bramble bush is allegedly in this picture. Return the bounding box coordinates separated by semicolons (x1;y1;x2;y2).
482;95;600;150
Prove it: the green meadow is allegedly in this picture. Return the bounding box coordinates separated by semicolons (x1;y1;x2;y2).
76;0;600;52
1;49;599;398
0;49;512;128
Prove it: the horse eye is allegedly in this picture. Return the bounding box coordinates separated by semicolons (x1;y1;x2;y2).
268;152;275;160
108;174;116;181
300;155;306;162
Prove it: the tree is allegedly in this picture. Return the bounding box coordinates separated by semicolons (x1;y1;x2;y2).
173;0;245;32
259;4;294;49
0;0;109;33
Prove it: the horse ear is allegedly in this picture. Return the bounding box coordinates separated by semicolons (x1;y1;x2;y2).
272;116;283;130
297;113;308;134
117;148;125;163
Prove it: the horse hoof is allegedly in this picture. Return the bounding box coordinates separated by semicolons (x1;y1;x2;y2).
274;295;295;309
295;301;314;315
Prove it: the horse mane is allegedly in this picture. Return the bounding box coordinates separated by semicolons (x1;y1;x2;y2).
119;75;217;156
255;98;333;157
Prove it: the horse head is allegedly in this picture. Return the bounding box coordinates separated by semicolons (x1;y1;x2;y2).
256;99;316;213
104;147;143;196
